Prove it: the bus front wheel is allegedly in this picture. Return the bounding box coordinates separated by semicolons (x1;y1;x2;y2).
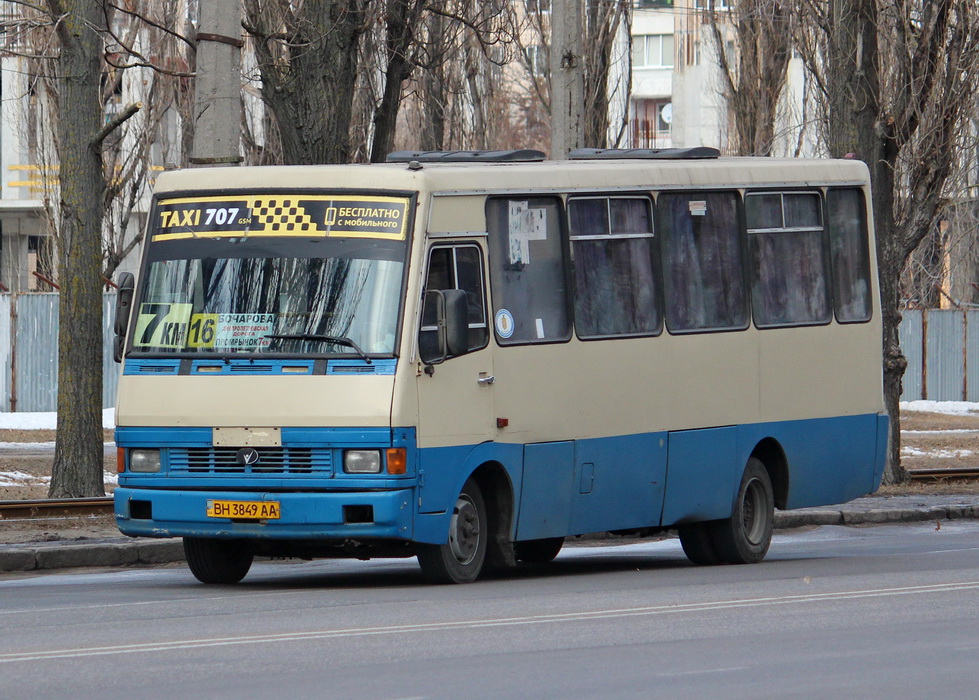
416;478;487;584
710;458;774;565
183;537;254;584
514;537;565;563
678;522;721;565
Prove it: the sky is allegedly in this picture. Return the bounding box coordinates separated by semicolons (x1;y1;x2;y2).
0;402;977;431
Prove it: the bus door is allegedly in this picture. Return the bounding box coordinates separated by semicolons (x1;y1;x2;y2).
415;242;495;512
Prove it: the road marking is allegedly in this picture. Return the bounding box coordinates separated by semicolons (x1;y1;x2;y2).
3;580;979;663
657;666;749;678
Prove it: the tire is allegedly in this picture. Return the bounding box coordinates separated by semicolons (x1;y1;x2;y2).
678;522;721;565
514;537;565;564
416;478;487;584
183;537;254;584
709;458;774;565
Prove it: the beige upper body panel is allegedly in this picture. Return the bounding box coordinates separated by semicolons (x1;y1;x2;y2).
116;375;396;428
129;157;881;439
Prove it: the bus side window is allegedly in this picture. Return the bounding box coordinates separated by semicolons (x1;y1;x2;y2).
486;196;571;344
827;188;872;323
568;196;662;338
659;191;748;332
747;191;832;328
419;245;489;363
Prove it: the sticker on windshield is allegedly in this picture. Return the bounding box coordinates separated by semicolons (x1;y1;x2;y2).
133;303;193;348
187;313;275;350
152;194;410;242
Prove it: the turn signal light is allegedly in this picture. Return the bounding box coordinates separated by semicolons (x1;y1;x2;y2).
117;447;125;473
386;448;407;475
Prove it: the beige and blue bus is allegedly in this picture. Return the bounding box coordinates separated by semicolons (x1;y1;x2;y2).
112;148;887;584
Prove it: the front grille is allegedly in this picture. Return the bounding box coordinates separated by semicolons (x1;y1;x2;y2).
169;447;333;475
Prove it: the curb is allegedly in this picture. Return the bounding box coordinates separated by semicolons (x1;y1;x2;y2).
0;539;184;573
3;502;979;573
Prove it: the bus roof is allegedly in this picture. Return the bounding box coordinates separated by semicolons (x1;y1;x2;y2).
152;156;871;196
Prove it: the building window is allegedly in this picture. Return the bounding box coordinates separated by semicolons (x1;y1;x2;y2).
632;34;674;68
631;99;672;148
526;0;550;13
525;45;548;78
695;0;732;9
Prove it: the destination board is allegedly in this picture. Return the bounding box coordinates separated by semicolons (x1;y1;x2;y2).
152;194;410;241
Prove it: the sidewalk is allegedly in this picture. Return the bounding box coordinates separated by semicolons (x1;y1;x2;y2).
3;493;979;573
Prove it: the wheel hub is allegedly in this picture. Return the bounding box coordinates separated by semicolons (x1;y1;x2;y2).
448;495;480;565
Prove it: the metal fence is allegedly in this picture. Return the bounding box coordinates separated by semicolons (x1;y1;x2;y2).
0;292;118;412
899;309;979;402
0;299;970;412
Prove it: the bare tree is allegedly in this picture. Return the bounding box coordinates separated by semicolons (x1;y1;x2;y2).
583;0;630;149
243;0;369;165
517;0;632;152
708;0;792;156
2;1;185;496
41;0;139;497
798;0;979;483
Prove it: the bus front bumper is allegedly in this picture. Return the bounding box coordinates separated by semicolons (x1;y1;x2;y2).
114;487;415;540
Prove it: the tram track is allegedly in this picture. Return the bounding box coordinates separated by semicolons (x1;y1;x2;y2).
0;497;114;521
0;467;975;524
907;467;979;481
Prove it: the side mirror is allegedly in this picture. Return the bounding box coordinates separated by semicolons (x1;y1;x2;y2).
113;272;135;363
442;289;469;357
420;289;470;365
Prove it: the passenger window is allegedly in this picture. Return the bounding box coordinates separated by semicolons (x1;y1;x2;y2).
659;191;748;332
747;191;831;327
568;196;662;338
486;197;571;344
419;245;488;361
827;188;872;323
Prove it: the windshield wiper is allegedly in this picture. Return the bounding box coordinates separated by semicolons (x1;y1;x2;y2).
264;334;372;364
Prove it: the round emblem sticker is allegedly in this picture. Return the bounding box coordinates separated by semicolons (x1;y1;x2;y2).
495;309;515;339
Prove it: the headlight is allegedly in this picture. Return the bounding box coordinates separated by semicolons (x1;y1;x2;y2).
130;449;162;473
344;450;381;473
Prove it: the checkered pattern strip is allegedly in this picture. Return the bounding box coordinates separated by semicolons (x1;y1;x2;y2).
250;199;316;232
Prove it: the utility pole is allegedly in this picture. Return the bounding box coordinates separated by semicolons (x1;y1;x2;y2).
191;0;242;166
550;0;585;159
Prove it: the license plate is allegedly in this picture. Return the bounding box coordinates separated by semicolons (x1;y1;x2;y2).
206;500;280;520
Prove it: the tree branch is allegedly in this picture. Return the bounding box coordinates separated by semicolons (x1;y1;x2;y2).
42;0;73;48
90;101;141;150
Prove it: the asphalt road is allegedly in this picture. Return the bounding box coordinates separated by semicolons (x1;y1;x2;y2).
2;522;979;700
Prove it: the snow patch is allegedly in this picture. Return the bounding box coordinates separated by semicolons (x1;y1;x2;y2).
900;400;979;416
901;446;976;459
0;408;115;430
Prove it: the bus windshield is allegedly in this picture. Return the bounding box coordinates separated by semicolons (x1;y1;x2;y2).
130;192;411;357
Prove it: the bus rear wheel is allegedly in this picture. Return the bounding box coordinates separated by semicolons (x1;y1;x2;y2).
710;458;774;565
514;537;565;563
416;478;487;584
183;537;254;584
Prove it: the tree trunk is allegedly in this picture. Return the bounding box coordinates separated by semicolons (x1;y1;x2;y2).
244;1;367;165
47;0;107;498
369;0;425;163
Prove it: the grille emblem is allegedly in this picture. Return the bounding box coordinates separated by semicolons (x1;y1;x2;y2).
236;447;260;466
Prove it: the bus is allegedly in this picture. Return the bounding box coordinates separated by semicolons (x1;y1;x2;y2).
112;148;888;584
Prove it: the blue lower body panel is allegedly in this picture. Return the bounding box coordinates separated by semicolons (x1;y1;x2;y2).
115;487;414;540
114;413;888;547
